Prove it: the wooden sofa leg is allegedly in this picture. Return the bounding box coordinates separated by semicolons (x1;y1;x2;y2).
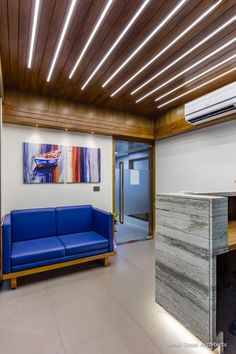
104;257;109;267
10;278;17;290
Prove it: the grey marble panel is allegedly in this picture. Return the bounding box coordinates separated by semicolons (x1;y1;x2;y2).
157;208;209;239
155;193;228;351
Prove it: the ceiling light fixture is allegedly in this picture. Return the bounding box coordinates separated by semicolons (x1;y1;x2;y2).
155;54;236;102
27;0;42;69
69;0;114;79
110;0;223;97
46;0;77;82
81;0;151;89
101;0;188;88
135;37;236;103
157;67;236;108
131;14;236;95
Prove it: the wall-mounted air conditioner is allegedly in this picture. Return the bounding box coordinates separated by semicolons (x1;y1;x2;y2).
185;82;236;125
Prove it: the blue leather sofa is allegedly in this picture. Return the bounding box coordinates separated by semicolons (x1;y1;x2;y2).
2;205;114;289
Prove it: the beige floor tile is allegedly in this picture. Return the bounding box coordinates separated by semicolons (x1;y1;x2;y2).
136;309;213;354
47;274;104;304
0;303;64;354
66;319;161;354
0;239;212;354
101;255;157;319
0;276;48;300
0;289;50;320
52;288;131;349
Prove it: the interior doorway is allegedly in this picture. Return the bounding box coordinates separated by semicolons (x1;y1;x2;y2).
113;139;154;245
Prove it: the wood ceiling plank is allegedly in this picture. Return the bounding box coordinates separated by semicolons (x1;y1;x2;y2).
70;0;179;100
29;0;68;91
48;0;135;98
7;0;19;87
0;0;10;85
41;0;106;96
85;0;202;96
18;0;31;90
156;66;236;113
100;0;234;99
134;30;236;107
66;0;227;110
131;17;235;103
128;1;236;100
0;0;235;118
43;0;94;92
29;0;56;91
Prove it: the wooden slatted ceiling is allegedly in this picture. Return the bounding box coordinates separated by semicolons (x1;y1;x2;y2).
0;0;235;118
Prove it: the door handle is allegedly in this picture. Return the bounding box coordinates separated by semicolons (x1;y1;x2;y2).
119;161;124;224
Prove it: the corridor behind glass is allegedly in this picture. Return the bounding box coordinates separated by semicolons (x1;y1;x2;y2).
115;140;153;244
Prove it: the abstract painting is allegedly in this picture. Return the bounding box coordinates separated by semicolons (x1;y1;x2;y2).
23;142;65;183
67;146;101;183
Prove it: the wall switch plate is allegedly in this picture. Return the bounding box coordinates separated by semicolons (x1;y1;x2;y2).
93;186;100;192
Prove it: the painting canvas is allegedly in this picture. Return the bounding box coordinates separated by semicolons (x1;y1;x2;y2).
23;142;65;183
67;146;101;183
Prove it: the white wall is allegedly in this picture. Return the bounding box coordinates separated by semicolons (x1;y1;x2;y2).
156;120;236;194
2;124;112;214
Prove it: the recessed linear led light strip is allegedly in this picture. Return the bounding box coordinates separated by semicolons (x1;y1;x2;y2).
131;14;236;96
28;0;42;69
80;0;151;90
135;37;236;103
69;0;114;79
101;0;188;88
110;0;223;97
46;0;77;82
155;54;236;102
157;67;236;108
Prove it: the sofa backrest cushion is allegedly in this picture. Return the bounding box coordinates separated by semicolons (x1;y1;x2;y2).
56;205;93;235
11;208;56;241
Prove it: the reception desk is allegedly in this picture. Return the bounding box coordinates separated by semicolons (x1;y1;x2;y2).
155;192;236;353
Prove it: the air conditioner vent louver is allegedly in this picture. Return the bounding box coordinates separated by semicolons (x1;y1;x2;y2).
189;105;236;124
185;82;236;125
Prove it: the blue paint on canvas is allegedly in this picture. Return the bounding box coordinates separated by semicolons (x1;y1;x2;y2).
23;142;65;183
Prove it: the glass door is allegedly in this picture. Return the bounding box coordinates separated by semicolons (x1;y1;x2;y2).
115;140;152;244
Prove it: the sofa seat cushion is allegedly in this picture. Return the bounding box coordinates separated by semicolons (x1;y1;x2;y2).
58;231;108;256
11;237;65;266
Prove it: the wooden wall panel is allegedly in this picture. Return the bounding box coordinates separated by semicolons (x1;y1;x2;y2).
155;104;236;140
0;56;3;98
3;89;154;139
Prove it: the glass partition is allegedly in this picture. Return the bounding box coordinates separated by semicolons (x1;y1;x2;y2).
115;139;152;244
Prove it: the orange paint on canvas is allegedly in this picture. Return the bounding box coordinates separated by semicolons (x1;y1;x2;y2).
71;146;81;182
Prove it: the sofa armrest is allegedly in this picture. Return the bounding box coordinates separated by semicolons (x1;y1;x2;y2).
92;208;113;252
2;214;12;274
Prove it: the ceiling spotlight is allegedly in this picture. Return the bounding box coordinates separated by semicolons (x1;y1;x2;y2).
28;0;42;69
102;0;188;88
46;0;77;82
69;0;114;79
157;67;236;108
65;128;68;131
